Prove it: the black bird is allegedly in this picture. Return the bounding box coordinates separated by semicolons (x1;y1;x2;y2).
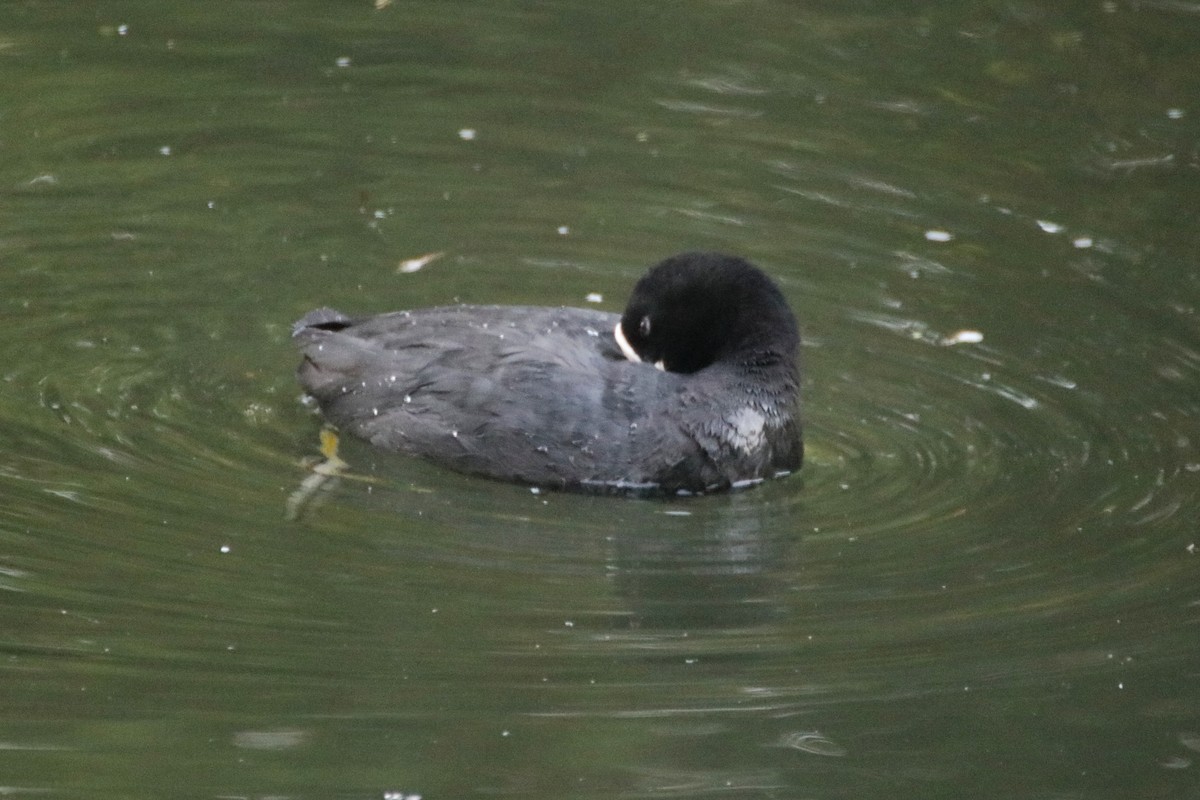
293;252;802;494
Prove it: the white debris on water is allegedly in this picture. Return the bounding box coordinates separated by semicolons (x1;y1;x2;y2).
941;329;984;346
397;251;444;274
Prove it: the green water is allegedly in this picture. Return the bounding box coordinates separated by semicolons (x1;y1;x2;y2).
3;2;1199;798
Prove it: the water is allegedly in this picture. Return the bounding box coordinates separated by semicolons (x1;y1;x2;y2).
3;2;1199;798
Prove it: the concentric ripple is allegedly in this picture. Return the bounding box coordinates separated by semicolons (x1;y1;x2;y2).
804;316;1090;535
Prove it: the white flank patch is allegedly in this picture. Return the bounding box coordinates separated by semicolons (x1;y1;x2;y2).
727;407;766;454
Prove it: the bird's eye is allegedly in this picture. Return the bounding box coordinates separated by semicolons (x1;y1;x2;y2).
638;315;652;338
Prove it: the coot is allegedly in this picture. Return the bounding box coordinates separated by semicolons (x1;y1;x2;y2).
293;252;802;494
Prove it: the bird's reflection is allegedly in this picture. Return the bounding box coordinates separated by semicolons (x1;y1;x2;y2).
609;500;791;631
